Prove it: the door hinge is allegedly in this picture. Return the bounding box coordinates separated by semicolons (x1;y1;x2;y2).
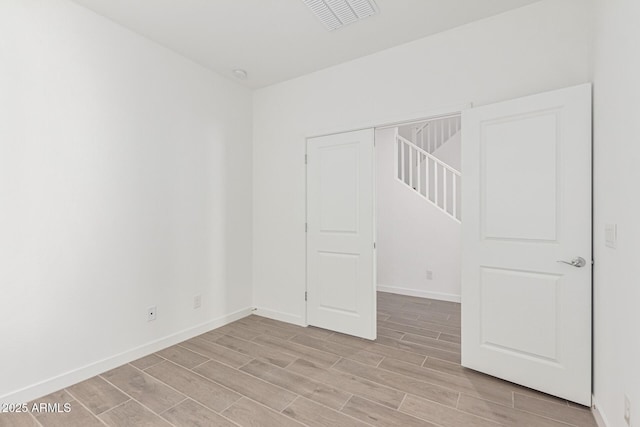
305;223;308;232
305;291;308;301
305;154;308;164
373;242;376;249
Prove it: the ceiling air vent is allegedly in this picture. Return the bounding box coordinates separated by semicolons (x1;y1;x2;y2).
301;0;378;31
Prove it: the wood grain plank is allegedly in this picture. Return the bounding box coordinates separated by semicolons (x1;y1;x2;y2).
438;333;461;344
156;345;209;369
283;397;369;427
214;334;297;368
342;395;437;427
378;320;440;340
385;316;461;336
240;359;351;410
222;397;303;427
101;364;185;414
287;358;405;409
333;358;459;407
423;357;572;406
513;393;597;426
457;394;574;427
252;334;340;368
194;360;297;411
381;357;514;406
232;317;298;340
66;376;129;415
375;335;461;364
130;354;164;370
400;394;502;427
400;333;461;354
179;336;252;368
214;323;261;341
290;334;384;366
99;400;171;427
377;327;406;340
251;316;333;340
0;412;39;427
327;332;426;365
145;361;240;412
30;390;104;427
161;399;236;427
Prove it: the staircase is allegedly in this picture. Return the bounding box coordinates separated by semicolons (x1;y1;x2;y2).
413;115;461;154
395;115;461;222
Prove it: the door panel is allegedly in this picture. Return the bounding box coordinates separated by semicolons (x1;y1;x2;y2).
462;84;592;405
482;111;559;241
307;129;376;340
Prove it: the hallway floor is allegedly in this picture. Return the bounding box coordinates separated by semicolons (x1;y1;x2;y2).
1;292;596;426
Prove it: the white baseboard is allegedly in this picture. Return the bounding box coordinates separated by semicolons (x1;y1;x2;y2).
377;285;461;303
591;395;610;427
0;307;252;405
253;307;306;327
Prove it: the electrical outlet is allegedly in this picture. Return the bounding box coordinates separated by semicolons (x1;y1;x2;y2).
194;295;202;309
147;306;157;322
624;394;631;426
426;270;433;280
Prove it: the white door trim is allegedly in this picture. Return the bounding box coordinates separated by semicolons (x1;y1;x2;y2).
305;103;472;140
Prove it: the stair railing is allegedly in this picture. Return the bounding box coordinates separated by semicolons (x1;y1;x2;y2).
414;115;461;153
395;132;461;222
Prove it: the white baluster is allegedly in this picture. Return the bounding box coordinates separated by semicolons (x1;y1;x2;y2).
417;153;422;195
434;162;439;207
400;138;405;183
444;169;449;213
409;146;413;188
395;137;399;180
453;173;457;219
425;156;430;201
430;123;435;152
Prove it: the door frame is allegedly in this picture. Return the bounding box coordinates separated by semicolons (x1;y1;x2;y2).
303;102;472;329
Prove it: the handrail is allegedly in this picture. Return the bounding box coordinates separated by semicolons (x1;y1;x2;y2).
414;115;461;154
416;121;430;132
397;135;460;175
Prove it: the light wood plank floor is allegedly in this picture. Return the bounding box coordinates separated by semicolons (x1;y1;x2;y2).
1;292;597;427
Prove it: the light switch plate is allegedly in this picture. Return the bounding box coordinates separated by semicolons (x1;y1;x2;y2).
605;223;617;249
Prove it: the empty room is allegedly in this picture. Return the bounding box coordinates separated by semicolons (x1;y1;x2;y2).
1;0;638;426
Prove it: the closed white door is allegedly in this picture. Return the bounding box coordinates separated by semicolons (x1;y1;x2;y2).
461;84;592;405
307;129;376;340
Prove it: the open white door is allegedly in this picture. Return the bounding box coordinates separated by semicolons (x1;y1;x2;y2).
461;84;592;405
307;129;376;340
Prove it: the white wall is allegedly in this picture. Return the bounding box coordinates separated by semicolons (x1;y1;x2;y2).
376;128;461;301
253;0;591;325
0;0;253;402
592;0;640;425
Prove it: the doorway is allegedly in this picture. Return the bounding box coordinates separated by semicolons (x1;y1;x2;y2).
375;115;463;304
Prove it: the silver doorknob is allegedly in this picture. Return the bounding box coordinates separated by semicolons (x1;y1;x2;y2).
557;257;587;268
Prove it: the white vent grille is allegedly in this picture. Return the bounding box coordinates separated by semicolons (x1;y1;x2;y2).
301;0;378;31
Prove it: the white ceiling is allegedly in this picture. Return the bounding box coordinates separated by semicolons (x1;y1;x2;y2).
71;0;542;89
